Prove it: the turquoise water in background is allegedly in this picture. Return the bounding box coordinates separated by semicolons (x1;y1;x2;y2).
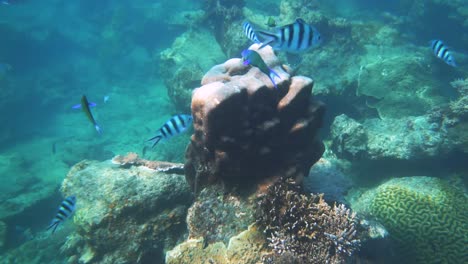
0;0;467;263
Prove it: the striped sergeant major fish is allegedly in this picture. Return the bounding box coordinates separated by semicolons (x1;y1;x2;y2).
81;95;101;134
430;40;457;67
47;196;76;234
242;21;261;43
257;18;321;53
148;114;193;147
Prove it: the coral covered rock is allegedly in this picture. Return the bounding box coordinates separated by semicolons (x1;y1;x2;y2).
165;224;266;264
160;29;226;112
166;177;363;264
185;44;325;192
351;176;468;264
303;158;354;204
330;114;457;161
186;186;256;244
59;159;192;264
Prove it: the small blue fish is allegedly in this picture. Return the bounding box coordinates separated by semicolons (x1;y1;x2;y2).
81;95;101;134
256;18;321;53
242;49;280;89
242;21;261;43
72;101;97;109
148;114;193;147
430;40;457;67
47;196;76;234
103;95;110;103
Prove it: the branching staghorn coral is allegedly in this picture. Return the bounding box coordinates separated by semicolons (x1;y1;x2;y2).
258;178;360;264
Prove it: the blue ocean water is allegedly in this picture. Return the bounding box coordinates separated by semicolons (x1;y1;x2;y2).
0;0;466;263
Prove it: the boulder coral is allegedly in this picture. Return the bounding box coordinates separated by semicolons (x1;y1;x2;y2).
351;176;468;264
185;44;325;193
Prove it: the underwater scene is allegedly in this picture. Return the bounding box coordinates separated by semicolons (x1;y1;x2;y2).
0;0;467;263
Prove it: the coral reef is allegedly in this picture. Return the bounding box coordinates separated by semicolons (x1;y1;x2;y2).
330;114;457;161
166;224;266;264
186;186;256;244
111;152;184;173
160;29;226;112
0;221;5;250
449;78;468;120
201;0;245;56
303;158;354;204
185;44;325;193
258;177;360;264
350;176;468;264
59;159;193;264
166;177;366;264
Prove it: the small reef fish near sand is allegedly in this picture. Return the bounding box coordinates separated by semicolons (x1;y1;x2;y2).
148;114;193;147
81;95;101;134
242;21;261;44
256;18;321;53
47;196;76;234
430;39;457;67
242;49;280;89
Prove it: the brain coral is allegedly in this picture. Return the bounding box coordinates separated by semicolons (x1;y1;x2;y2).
365;177;468;264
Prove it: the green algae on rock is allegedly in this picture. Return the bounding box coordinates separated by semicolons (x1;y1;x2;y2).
351;176;468;264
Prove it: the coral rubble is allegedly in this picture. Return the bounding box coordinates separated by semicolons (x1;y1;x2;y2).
185;44;325;193
351;176;468;264
59;159;192;264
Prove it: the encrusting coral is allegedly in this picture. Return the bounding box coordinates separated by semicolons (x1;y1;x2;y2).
257;178;360;264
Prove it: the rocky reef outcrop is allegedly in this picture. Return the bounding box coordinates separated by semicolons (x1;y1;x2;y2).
160;29;226;112
185;44;325;193
59;155;192;264
330;113;462;162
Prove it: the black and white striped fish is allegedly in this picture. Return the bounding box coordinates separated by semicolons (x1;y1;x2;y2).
257;18;321;53
242;21;260;43
430;40;457;67
47;196;76;234
148;114;193;147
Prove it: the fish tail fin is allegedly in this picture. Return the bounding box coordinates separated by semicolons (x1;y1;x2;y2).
256;30;278;49
268;68;281;89
95;124;102;134
148;135;163;148
47;221;60;234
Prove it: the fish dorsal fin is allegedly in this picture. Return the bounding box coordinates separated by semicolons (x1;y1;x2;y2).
295;18;306;24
